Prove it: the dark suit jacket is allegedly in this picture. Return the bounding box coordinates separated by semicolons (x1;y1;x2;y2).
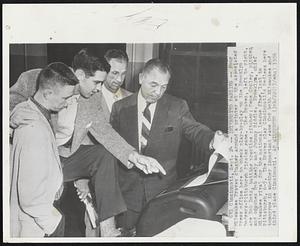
110;92;215;212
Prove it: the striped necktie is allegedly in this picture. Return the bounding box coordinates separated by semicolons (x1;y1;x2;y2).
140;102;152;154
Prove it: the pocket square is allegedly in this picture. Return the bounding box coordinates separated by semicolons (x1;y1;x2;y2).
86;122;93;129
165;126;174;132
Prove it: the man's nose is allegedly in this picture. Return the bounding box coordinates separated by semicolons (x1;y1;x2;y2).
115;74;122;83
154;86;162;95
95;83;102;92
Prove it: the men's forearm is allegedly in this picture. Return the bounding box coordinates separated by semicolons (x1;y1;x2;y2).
180;100;215;151
184;120;215;152
200;129;215;152
88;123;136;168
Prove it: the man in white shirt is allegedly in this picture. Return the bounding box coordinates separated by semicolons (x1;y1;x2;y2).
101;49;132;115
75;49;132;236
81;49;134;236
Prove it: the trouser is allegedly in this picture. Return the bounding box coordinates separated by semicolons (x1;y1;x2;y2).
61;145;127;222
117;190;146;230
117;209;140;230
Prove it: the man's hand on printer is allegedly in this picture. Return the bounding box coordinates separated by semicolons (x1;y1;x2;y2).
128;150;166;175
210;130;229;160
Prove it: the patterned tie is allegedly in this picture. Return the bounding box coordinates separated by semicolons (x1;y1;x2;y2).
140;102;152;154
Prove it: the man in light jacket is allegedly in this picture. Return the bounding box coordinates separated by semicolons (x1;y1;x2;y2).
10;62;79;237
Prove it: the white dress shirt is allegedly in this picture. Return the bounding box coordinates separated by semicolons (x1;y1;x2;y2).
137;90;157;152
102;85;123;112
55;94;80;146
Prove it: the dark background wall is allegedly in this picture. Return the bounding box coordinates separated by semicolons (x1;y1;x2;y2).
47;43;126;68
10;44;48;87
159;43;235;176
9;43;126;87
160;43;235;133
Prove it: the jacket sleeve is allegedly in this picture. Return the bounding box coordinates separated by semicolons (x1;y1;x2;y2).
180;100;215;154
87;103;135;168
16;125;61;235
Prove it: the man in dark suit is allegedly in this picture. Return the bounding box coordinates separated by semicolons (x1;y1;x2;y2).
111;58;227;231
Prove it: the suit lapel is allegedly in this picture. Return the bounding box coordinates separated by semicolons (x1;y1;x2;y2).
100;92;110;121
72;95;88;151
125;94;139;149
148;95;169;142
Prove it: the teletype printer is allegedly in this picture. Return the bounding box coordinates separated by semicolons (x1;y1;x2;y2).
136;154;228;237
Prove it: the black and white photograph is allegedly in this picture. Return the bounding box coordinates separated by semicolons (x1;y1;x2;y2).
3;3;296;243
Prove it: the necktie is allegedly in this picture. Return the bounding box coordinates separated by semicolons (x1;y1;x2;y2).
140;103;151;154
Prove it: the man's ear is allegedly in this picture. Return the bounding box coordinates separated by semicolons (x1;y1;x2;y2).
138;73;143;85
74;69;85;81
42;88;53;99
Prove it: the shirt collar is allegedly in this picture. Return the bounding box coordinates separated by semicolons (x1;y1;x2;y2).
102;84;122;99
137;89;157;114
138;89;147;110
69;94;80;103
73;84;80;96
30;96;52;122
138;90;157;107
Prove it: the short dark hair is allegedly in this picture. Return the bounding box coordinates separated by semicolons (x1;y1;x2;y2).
141;58;171;77
104;49;129;64
37;62;79;90
72;48;110;76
